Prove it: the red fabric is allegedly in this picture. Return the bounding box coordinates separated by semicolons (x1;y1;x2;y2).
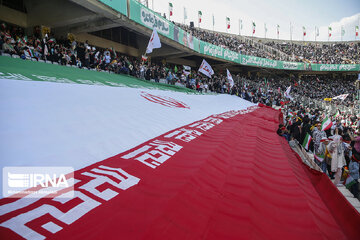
1;106;359;240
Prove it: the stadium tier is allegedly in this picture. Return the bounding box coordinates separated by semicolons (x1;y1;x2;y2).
0;1;360;240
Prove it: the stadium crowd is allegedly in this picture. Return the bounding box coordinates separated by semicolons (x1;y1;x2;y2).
176;23;280;60
264;41;360;64
175;23;360;64
277;101;360;199
237;75;360;198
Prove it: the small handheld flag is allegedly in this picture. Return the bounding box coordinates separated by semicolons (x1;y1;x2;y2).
302;133;312;150
321;116;333;131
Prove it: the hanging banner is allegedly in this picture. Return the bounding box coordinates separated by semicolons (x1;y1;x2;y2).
99;0;127;16
200;41;223;59
200;41;240;63
129;0;173;39
311;64;360;71
240;55;279;69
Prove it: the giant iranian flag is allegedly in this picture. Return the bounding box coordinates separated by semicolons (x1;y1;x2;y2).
0;57;359;240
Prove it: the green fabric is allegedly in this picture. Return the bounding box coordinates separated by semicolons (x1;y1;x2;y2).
99;0;127;16
0;56;197;93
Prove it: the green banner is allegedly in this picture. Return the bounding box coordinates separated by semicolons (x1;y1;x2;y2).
280;61;306;70
200;41;240;63
240;55;279;69
238;55;360;72
129;0;173;39
310;64;360;71
200;41;223;58
223;49;240;63
129;0;200;52
98;0;127;16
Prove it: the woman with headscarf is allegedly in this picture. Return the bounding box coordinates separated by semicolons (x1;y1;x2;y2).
327;128;346;186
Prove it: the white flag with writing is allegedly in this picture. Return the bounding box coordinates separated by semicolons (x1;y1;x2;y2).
284;86;293;100
332;93;349;101
226;69;234;88
146;29;162;54
198;59;214;78
183;65;191;76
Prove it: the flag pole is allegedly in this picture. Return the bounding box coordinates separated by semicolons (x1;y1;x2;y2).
252;22;254;38
264;23;266;39
212;14;214;31
240;20;242;36
356;14;359;41
226;17;227;33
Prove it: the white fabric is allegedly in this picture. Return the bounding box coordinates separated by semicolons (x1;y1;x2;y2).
226;69;234;88
198;59;214;78
183;65;191;76
284;86;293;100
0;79;255;187
332;94;349;101
328;134;346;172
146;29;162;54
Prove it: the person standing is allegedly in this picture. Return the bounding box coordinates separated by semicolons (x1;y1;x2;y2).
313;121;327;153
317;137;330;174
328;128;346;186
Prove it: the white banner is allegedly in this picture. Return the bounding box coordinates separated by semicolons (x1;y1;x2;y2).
226;69;234;88
146;29;162;54
332;93;349;101
198;59;214;78
183;65;191;76
284;86;293;100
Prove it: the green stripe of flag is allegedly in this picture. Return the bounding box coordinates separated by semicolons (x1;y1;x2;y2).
302;133;312;150
314;153;325;162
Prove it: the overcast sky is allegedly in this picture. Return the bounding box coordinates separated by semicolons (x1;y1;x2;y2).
147;0;360;42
